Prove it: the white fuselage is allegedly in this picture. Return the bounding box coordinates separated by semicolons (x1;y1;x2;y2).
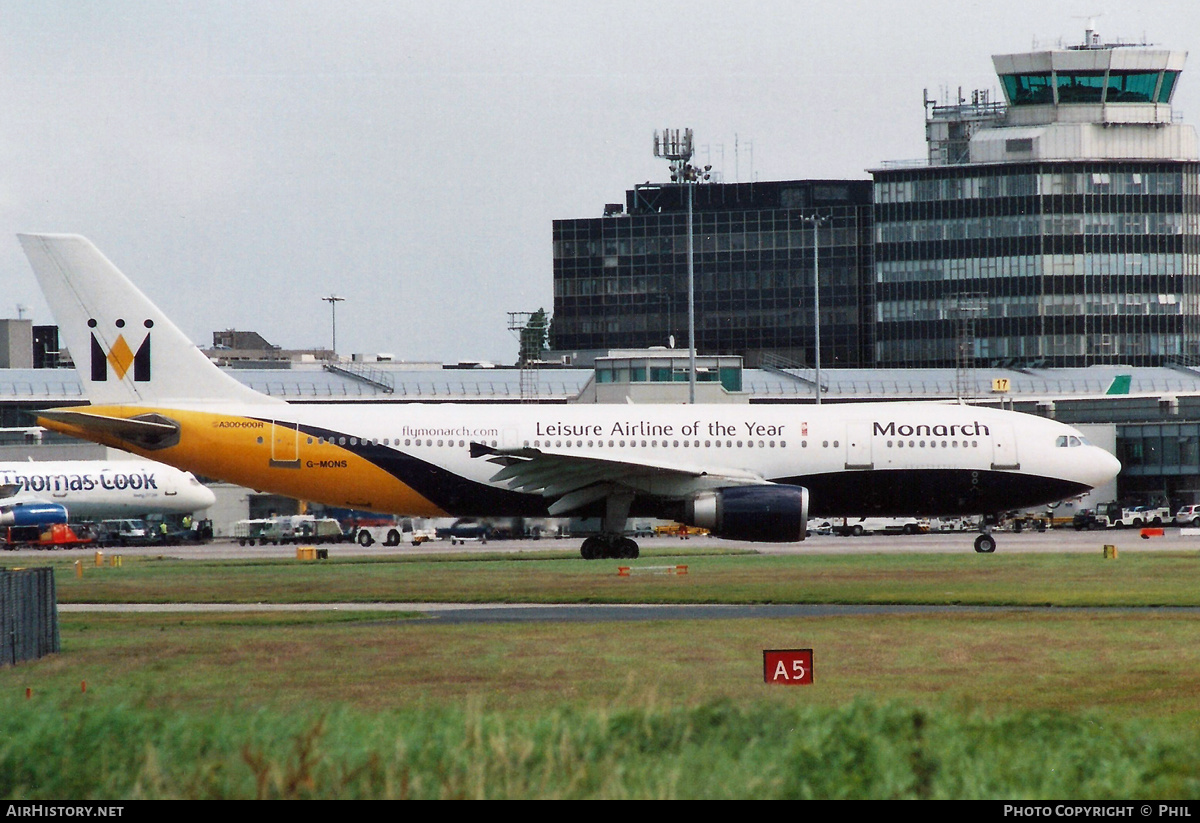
152;398;1118;519
0;460;215;518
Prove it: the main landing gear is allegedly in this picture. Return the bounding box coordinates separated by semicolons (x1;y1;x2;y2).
580;534;640;559
579;491;639;559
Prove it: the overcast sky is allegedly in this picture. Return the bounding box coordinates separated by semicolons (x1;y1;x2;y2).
3;1;1198;364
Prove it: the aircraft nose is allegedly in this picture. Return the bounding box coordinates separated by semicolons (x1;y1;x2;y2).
193;483;216;510
1089;447;1122;488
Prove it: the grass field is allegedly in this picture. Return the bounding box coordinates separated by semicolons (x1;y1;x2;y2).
4;549;1200;798
36;547;1200;607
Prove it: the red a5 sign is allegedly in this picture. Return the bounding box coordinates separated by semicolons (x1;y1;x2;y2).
763;649;814;685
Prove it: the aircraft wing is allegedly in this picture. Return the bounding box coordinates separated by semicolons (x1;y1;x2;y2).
470;442;770;515
0;484;22;500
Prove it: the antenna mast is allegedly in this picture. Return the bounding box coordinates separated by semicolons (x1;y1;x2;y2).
654;128;710;403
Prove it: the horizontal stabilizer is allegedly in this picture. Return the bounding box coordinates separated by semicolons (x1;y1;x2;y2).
36;409;181;451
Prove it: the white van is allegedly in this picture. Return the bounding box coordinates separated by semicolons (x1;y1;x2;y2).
95;518;151;546
833;517;929;536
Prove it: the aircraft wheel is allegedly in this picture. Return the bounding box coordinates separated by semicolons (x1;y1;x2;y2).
357;530;373;547
620;538;640;559
580;536;602;560
974;534;997;553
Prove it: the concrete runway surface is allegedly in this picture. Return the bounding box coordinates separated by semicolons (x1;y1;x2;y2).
9;526;1196;561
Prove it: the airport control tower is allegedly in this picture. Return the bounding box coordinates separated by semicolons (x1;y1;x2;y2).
873;28;1200;368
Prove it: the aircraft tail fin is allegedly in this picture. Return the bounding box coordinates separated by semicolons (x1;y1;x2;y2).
18;234;278;407
1105;374;1132;395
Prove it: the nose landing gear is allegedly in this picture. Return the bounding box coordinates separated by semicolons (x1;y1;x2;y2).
974;514;998;553
973;533;997;553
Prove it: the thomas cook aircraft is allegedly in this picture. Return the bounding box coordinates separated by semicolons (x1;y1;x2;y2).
18;234;1121;556
0;459;215;528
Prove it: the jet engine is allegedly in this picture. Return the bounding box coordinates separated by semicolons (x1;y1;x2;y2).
0;502;69;527
684;485;809;542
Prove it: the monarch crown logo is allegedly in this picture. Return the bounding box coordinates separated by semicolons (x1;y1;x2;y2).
89;318;153;382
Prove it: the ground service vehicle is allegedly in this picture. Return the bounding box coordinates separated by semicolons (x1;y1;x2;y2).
354;518;433;547
292;516;345;544
1072;509;1105;530
1133;505;1171;526
233;519;271;546
2;522;92;549
235;515;345;545
265;515;344;544
440;519;490;545
1074;502;1163;530
1005;511;1050;532
93;518;153;546
1096;503;1150;528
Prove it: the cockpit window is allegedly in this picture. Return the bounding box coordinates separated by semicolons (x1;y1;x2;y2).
1056;435;1086;447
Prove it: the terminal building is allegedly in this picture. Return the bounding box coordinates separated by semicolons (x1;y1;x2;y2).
553;29;1200;372
872;30;1200;368
552;179;875;368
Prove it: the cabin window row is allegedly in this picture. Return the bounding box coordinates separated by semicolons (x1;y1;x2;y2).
885;439;980;449
523;439;791;450
305;436;502;449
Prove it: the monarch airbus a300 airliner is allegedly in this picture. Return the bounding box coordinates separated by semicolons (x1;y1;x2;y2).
19;234;1120;557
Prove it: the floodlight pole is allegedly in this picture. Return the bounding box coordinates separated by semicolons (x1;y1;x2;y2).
802;214;827;404
686;181;695;404
654;128;710;404
322;294;344;359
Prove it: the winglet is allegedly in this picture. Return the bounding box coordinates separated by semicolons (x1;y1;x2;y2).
18;234;280;407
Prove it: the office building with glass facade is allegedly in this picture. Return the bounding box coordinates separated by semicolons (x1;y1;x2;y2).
872;35;1200;368
551;180;874;368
